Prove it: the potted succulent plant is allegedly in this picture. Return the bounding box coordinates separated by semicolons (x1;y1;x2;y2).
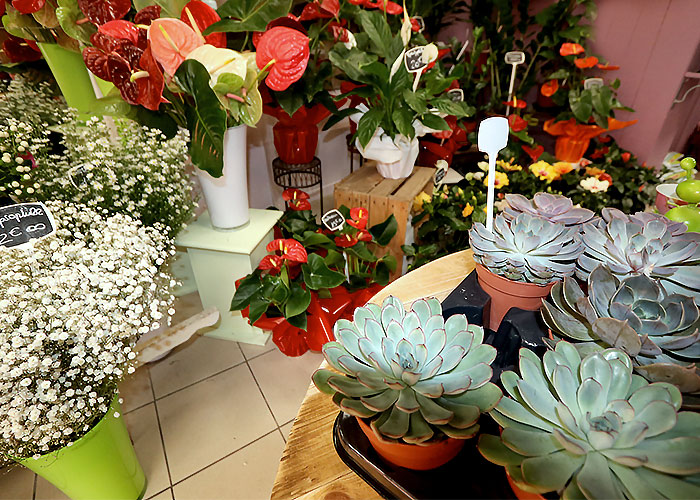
313;295;502;470
468;210;584;331
478;341;700;499
576;208;700;300
502;192;595;228
542;265;700;394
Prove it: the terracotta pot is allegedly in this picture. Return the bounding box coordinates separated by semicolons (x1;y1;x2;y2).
356;417;465;470
272;121;319;165
475;264;555;332
506;471;545;500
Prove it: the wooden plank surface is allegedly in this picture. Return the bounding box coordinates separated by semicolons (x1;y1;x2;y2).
271;250;475;500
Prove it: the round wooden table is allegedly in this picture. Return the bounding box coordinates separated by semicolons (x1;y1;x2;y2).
271;250;475;499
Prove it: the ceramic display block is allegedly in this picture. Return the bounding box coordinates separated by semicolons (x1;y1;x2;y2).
175;209;283;345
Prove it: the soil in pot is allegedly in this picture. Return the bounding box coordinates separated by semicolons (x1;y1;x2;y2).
356;417;465;471
475;264;555;332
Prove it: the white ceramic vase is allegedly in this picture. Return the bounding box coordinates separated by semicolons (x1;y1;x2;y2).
196;125;249;229
356;128;419;179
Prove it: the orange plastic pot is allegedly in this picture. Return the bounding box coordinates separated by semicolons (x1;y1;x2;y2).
554;136;590;163
475;264;555;332
356;418;465;470
506;471;545;500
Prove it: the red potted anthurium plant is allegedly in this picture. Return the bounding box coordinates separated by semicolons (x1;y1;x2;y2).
231;188;397;356
81;1;309;230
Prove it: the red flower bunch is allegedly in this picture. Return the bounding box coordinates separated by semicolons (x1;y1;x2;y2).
508;115;528;133
334;207;374;248
298;0;340;21
255;26;310;91
348;0;402;14
2;35;41;63
259;238;308;274
282;188;311;211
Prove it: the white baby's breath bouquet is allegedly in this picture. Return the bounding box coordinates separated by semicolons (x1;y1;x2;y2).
0;201;176;460
0;118;50;202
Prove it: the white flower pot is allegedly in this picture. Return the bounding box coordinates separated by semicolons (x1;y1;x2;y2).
195;125;249;230
356;129;419;179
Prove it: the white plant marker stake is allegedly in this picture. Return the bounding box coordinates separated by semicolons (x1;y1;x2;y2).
504;51;525;116
478;117;509;232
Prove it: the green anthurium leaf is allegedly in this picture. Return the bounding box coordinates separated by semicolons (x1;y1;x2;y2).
260;274;290;306
286;312;307;330
273;89;305;118
284;280;311;319
369;214;398;246
174;59;227;177
5;4;56;42
372;255;396;286
329;46;379;85
344;242;378;262
302;254;346;290
230;271;263;310
431;98;474;118
591;85;613;119
32;3;59;29
207;0;293;34
298;231;333;247
247;293;270;324
356;106;383;149
547;69;570;80
420;113;450;131
570;89;593;123
324;248;346;270
213;73;244;95
87;95;179;138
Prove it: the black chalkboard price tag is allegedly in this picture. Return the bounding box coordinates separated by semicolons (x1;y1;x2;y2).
0;202;56;249
322;209;345;232
404;46;428;73
447;88;464;102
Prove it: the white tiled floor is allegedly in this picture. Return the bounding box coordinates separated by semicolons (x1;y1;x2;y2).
0;307;323;500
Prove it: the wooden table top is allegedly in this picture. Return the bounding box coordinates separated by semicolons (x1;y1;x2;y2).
271;250;476;500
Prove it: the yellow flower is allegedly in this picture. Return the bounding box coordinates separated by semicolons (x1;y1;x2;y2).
585;166;606;177
529;160;558;182
497;159;523;172
484;171;510;189
413;192;432;212
462;203;474;217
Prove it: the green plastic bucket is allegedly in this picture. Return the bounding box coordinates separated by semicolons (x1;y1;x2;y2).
18;396;146;500
36;43;113;118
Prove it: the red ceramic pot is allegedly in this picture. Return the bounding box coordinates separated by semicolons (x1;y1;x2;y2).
273;121;319;164
475;264;555;332
356;417;465;470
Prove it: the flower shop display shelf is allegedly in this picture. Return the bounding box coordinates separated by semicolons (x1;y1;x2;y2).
331;271;550;499
334;163;435;277
175;208;283;345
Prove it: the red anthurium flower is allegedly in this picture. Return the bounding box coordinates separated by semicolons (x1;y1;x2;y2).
335;234;358;248
258;254;284;274
357;230;372;242
11;0;45;15
256;27;310;91
148;18;203;76
560;43;584;57
540;79;559;97
134;47;165;111
574;56;598;69
0;1;5;16
596;63;619;71
289;199;311;211
134;5;161;24
2;36;42;63
299;0;339;20
330;24;350;43
267;238;308;263
590;146;609;159
99;20;141;45
77;0;131;26
282;188;310;201
503;98;527;109
181;1;226;49
621;152;631;162
350;0;401;14
348;207;369;230
522;144;544;162
508;114;527;133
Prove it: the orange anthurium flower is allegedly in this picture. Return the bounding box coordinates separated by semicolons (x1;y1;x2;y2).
621;152;631;162
503;98;527;109
574;56;599;69
560;43;584;57
541;79;559;97
148;18;203;76
522;144;544;162
596;63;620;71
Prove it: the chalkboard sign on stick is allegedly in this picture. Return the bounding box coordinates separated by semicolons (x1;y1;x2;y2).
404;46;428;73
322;209;345;232
0;202;56;249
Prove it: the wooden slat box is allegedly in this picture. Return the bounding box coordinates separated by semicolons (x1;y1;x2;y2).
334;162;434;277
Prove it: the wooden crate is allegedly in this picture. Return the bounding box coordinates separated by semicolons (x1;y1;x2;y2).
334;162;434;277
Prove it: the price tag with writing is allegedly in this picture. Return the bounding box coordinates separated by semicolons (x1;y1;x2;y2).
404;46;428;73
0;202;56;249
412;16;425;33
447;88;464;102
68;163;93;189
321;209;345;232
584;78;604;90
433;160;449;189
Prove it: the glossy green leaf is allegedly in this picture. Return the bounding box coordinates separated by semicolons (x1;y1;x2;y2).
369;214;398;246
302;254;345;291
284;280;311;318
206;0;292;33
231;271;263;310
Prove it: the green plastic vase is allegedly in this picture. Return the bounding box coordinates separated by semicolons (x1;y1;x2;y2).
19;396;146;500
36;43;113;118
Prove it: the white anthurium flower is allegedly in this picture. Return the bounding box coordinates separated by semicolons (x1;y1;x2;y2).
400;7;412;46
344;31;357;49
185;45;247;89
390;49;405;81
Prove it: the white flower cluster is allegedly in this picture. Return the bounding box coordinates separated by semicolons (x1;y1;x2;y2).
0;77;64;128
0;118;49;201
0;201;176;459
37;115;196;239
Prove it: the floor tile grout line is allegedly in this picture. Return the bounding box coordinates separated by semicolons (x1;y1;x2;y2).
277;427;287;444
150;358;248;402
240;347;276;363
32;471;37;500
144;486;171;500
170;428;280;489
244;360;281;428
148;369;175;491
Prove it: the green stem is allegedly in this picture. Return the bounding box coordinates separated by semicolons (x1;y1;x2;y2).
517;44;541;93
240;32;249;52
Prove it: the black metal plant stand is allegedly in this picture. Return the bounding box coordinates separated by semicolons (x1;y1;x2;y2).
272;156;323;213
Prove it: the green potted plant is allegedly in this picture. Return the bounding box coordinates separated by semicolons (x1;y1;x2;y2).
326;7;474;178
478;341;700;499
468;208;585;331
542;265;700;394
0;200;176;499
313;295;502;470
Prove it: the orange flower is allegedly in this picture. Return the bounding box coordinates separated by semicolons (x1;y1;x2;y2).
574;56;599;69
540;80;559;97
621;152;631;162
560;43;584;56
503;98;527;109
553;162;573;176
596;63;619;70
